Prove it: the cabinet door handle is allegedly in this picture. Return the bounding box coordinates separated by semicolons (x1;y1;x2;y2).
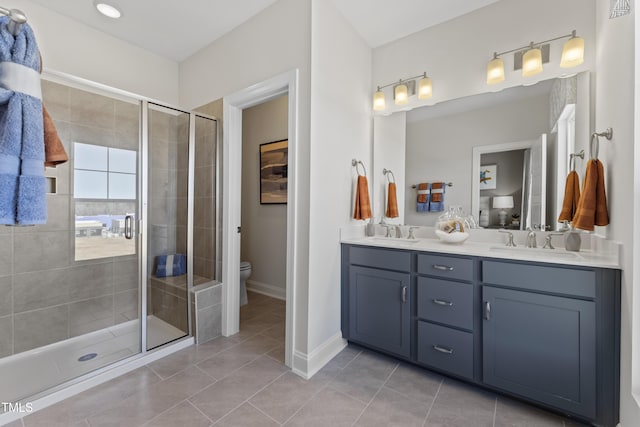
432;264;453;271
432;299;453;307
124;215;134;240
433;345;454;355
484;301;491;320
401;286;407;303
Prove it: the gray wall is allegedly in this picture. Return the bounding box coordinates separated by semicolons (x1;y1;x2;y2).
404;93;550;226
0;80;140;357
480;150;525;227
241;95;288;297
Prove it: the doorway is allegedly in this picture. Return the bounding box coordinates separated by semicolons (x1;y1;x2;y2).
222;70;298;368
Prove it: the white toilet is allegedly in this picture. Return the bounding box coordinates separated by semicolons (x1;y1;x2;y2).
239;261;251;306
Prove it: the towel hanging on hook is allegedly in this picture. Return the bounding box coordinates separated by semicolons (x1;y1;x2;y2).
589;128;613;160
352;158;367;176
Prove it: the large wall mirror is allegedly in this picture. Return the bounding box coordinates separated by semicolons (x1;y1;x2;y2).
373;72;591;232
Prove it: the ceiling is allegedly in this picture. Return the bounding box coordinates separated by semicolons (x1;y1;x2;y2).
26;0;499;62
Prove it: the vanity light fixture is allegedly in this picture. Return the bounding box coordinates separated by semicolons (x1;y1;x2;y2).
486;30;585;84
372;72;433;111
94;1;122;19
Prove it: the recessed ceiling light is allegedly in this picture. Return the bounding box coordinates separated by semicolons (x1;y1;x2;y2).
95;2;121;19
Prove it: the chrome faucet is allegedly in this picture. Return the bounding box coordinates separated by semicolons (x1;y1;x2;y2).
499;230;516;247
394;225;403;238
526;227;537;248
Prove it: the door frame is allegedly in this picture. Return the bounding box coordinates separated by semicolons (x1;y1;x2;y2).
222;69;299;368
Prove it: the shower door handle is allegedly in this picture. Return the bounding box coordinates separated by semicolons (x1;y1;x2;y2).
124;215;134;240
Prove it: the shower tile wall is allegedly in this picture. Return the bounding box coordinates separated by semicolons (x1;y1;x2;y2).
194;117;217;280
0;80;140;357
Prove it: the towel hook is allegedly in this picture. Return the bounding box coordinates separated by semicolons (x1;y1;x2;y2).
569;150;584;171
352;159;367;177
590;128;613;160
0;7;27;36
382;168;396;183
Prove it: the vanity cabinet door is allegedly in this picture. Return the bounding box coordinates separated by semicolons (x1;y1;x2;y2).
482;286;596;419
348;266;411;358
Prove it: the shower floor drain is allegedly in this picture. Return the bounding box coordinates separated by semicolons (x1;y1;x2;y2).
78;353;98;362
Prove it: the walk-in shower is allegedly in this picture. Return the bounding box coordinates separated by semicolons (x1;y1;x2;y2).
0;75;219;406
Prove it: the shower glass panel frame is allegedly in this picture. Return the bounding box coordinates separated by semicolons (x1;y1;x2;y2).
0;73;219;407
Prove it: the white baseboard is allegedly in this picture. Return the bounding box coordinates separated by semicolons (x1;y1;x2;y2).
291;331;347;379
246;279;286;300
0;338;194;426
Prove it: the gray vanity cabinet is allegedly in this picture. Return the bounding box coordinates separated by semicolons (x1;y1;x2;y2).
342;247;412;359
482;286;596;418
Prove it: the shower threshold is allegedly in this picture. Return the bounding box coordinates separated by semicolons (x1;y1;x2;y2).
0;316;184;405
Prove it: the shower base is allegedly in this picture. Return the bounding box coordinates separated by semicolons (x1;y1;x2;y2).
0;316;184;405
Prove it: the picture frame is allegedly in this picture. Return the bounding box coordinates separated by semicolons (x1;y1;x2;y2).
260;139;288;204
480;164;497;190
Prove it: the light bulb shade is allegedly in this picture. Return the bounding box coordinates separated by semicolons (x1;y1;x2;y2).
560;36;584;68
418;76;433;100
394;83;408;105
492;195;514;209
373;89;386;111
486;57;505;84
522;47;543;76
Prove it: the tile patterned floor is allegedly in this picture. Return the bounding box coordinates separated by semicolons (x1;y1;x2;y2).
10;292;589;427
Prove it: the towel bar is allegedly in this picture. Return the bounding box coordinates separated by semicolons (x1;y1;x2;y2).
590;127;613;160
0;7;27;36
569;150;584;171
382;168;396;183
412;182;453;189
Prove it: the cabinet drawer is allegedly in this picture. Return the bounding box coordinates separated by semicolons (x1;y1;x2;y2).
418;254;473;281
417;278;473;330
417;321;473;379
349;246;411;272
482;260;595;298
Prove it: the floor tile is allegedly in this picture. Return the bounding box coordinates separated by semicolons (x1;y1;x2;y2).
495;396;566;427
354;387;429;427
196;347;260;380
215;403;279;427
384;363;443;403
250;372;325;423
144;401;211;427
284;387;366;427
160;365;217;398
266;343;285;363
425;378;496;427
329;350;398;403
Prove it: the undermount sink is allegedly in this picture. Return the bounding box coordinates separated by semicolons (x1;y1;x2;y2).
369;237;421;244
488;245;582;259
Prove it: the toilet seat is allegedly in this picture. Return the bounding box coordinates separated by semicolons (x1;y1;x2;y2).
240;261;251;270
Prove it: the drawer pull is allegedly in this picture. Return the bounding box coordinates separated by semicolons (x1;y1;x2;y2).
433;345;454;355
402;286;407;303
432;299;453;307
432;264;454;271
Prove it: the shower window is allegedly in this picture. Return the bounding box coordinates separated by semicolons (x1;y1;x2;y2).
74;142;138;261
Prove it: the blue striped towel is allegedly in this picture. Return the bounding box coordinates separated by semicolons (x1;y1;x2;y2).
155;254;186;277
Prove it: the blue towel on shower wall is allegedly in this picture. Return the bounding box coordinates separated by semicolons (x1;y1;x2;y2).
155;254;186;278
0;17;46;225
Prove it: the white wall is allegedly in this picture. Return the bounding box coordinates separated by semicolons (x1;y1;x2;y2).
594;1;639;425
307;0;371;353
372;0;596;116
12;0;179;104
241;96;288;298
404;94;549;226
180;0;312;353
373;114;406;224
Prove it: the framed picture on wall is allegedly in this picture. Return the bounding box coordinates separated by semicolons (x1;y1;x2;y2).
480;164;497;190
260;139;288;204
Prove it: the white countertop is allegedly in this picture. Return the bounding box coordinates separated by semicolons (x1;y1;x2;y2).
340;226;621;270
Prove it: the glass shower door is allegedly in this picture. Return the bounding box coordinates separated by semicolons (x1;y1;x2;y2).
146;103;191;350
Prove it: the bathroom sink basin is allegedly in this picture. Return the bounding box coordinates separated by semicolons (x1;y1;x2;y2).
369;237;421;244
488;246;582;260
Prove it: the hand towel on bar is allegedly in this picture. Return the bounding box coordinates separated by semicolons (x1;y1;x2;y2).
429;182;446;212
573;159;609;231
557;170;581;223
155;254;186;277
385;182;399;218
0;17;46;225
353;175;372;220
416;182;430;212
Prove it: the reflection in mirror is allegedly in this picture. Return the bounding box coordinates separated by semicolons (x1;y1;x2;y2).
399;72;590;230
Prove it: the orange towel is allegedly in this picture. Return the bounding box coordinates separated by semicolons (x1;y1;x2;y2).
417;183;429;203
557;171;581;222
385;182;399;218
573;159;609;231
353;175;372;220
43;106;68;167
431;182;444;202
